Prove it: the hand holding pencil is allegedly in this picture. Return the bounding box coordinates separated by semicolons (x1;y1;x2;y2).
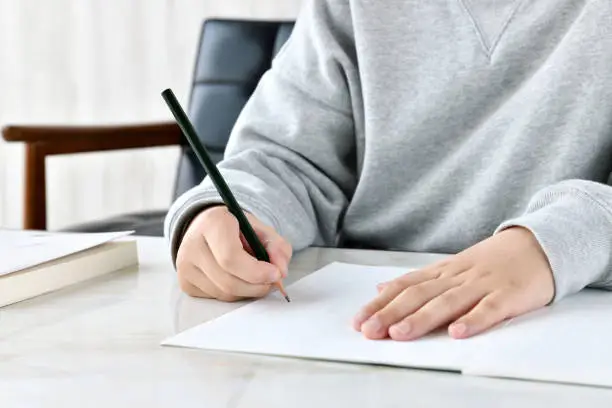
163;89;292;302
175;206;292;302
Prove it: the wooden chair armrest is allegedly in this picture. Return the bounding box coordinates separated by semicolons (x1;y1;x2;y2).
2;122;182;154
1;122;183;231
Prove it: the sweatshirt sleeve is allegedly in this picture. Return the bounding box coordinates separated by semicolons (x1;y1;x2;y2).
495;179;612;301
164;0;358;265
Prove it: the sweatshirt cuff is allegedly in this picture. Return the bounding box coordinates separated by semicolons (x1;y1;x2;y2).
494;186;612;302
163;184;283;268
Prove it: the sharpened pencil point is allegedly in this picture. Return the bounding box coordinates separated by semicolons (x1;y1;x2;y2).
285;295;291;302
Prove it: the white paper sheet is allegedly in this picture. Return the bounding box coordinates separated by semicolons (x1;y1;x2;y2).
0;230;133;277
162;262;477;372
162;261;612;388
464;290;612;387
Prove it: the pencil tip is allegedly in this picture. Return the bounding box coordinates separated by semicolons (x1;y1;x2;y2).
285;295;291;303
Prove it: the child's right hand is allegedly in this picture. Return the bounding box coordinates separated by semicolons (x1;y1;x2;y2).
175;206;292;302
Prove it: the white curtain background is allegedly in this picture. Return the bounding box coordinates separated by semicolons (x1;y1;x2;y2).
0;0;303;230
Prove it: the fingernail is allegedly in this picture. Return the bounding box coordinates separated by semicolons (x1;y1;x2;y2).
352;311;369;330
391;321;412;336
361;317;382;334
449;323;468;338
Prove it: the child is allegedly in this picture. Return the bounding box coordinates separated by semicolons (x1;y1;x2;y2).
164;0;612;341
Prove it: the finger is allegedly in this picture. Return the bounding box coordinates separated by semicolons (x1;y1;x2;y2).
360;278;459;339
376;275;440;293
246;213;293;269
377;258;466;290
264;238;291;277
176;239;219;299
251;227;293;263
352;268;440;331
204;210;282;284
388;283;488;341
376;282;388;293
180;274;214;299
182;280;213;298
240;232;291;278
194;239;273;299
448;291;517;339
239;233;256;257
180;262;236;301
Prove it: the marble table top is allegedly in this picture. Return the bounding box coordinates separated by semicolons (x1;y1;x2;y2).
2;236;611;407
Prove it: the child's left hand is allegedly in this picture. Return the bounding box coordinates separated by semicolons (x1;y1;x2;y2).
353;227;555;340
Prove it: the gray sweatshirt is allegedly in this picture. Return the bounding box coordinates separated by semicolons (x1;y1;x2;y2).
164;0;612;301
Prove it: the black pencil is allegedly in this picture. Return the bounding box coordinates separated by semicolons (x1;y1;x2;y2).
161;88;290;302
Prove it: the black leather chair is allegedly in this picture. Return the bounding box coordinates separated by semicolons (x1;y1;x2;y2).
2;19;295;236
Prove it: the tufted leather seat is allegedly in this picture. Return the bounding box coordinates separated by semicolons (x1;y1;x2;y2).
64;19;295;236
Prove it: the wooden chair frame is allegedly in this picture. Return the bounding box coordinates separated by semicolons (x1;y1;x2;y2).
2;123;182;230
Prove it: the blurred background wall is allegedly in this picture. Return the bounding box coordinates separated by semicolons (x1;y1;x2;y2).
0;0;302;230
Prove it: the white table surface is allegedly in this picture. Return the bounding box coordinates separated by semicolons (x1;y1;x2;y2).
2;236;611;407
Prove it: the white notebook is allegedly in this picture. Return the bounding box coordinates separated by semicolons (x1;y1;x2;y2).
162;262;612;388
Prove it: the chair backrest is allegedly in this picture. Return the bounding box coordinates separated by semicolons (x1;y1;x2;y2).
173;19;295;199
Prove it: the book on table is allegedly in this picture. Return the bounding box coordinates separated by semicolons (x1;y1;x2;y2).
0;229;138;307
